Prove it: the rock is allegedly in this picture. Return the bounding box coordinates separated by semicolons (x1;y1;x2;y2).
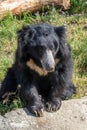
0;97;87;130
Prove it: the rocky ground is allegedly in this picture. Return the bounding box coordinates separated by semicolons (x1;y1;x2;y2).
0;97;87;130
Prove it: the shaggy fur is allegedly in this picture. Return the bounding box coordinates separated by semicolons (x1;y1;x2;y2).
0;23;76;116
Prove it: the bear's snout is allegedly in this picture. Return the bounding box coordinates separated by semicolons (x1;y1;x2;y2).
41;50;55;72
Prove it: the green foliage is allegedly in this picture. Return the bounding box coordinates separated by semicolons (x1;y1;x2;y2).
69;0;87;13
0;7;87;113
0;96;23;115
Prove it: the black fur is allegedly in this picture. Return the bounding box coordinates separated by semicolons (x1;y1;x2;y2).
0;23;76;116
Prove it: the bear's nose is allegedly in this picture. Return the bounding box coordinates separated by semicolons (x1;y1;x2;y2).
46;64;55;72
49;67;55;72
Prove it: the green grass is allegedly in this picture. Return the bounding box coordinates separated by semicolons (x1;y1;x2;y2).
0;96;23;115
69;0;87;13
0;6;87;114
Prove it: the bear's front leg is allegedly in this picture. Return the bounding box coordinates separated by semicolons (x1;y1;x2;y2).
46;90;61;112
46;72;63;112
20;84;44;117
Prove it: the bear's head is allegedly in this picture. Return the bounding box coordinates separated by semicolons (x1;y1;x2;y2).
17;23;68;75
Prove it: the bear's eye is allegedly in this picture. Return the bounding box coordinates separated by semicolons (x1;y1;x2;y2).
43;32;49;37
45;33;48;36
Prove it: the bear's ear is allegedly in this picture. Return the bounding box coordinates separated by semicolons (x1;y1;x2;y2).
17;26;35;59
54;26;66;38
54;26;70;59
17;26;32;59
17;26;35;46
17;28;25;59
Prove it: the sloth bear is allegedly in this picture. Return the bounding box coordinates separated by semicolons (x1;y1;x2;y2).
0;23;76;116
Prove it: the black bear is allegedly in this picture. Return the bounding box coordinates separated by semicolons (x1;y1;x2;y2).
0;23;76;116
